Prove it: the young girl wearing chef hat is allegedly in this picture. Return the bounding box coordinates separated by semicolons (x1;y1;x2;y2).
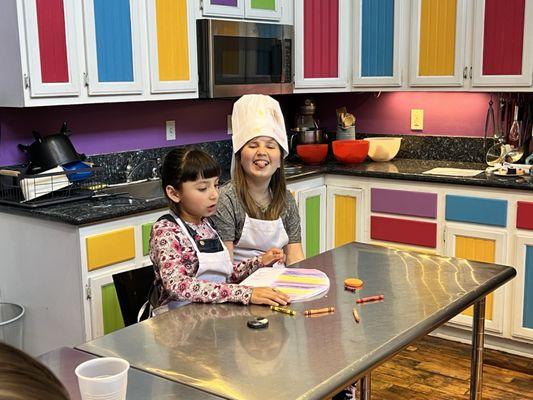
150;147;290;313
211;94;305;266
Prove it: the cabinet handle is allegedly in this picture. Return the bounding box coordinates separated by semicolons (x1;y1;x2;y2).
469;66;472;79
463;66;468;79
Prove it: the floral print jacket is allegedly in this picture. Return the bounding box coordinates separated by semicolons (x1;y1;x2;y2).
149;218;263;307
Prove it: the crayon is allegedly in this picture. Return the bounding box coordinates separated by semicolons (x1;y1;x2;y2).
356;295;384;304
304;307;335;316
352;308;360;323
270;305;296;316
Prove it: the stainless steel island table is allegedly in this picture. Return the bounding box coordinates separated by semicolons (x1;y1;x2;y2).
77;243;516;400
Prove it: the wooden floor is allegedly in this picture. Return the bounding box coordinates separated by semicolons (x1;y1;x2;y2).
371;335;533;400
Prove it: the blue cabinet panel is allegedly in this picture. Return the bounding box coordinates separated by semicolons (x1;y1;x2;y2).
445;195;507;227
94;0;134;82
524;245;533;329
361;0;394;77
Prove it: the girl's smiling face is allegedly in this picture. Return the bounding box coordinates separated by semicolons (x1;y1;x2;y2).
239;136;281;181
166;176;220;223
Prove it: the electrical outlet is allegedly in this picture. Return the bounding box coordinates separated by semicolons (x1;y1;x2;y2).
227;115;232;135
411;109;424;131
166;120;176;141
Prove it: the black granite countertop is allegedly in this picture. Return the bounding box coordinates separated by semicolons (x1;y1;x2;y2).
0;159;531;226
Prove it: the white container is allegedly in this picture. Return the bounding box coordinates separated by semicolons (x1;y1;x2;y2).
366;137;402;162
75;357;129;400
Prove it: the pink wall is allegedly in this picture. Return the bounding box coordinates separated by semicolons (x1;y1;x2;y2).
312;92;492;137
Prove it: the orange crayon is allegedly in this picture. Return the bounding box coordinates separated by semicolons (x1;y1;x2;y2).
352;308;360;323
356;295;384;304
304;307;335;316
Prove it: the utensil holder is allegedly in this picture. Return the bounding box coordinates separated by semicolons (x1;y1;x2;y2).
336;125;355;140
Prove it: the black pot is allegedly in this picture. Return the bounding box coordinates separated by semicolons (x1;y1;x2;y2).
18;122;85;174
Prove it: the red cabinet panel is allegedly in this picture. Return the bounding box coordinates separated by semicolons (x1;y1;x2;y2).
303;0;338;78
482;0;525;75
371;216;437;248
517;201;533;230
36;0;69;83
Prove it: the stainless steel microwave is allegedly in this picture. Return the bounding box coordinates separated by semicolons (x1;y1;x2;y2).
197;19;293;98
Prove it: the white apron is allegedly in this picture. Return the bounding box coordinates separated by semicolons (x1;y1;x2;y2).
233;214;289;266
154;212;233;314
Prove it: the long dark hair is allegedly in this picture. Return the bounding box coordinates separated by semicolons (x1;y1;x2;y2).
161;148;221;214
233;151;287;220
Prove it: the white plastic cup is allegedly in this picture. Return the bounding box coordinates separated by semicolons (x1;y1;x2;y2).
75;357;129;400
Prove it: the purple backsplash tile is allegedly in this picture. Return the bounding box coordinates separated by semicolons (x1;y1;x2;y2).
0;99;233;166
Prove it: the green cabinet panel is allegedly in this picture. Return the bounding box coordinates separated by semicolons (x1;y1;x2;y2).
102;282;125;334
251;0;275;10
142;222;154;256
305;195;321;257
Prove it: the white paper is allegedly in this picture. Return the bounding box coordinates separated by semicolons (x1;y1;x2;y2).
240;268;330;302
422;168;483;177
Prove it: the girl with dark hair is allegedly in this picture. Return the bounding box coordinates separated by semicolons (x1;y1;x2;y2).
211;94;305;266
150;147;290;314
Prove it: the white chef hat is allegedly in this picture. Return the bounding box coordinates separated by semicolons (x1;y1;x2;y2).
231;94;289;157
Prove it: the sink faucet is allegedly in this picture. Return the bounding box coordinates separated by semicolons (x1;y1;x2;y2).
125;158;161;183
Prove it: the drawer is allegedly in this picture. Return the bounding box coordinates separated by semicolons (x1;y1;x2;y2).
445;195;507;227
517;201;533;230
371;216;437;248
142;222;154;256
371;188;437;218
86;227;135;271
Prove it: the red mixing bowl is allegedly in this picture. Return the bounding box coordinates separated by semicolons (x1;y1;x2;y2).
296;144;328;165
332;140;369;163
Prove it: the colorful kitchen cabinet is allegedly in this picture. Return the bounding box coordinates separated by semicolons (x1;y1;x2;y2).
512;234;533;341
444;224;507;333
445;194;507;227
146;0;197;94
352;0;403;87
517;201;533;231
21;0;80;98
409;0;468;86
294;0;349;89
83;0;143;95
202;0;281;21
326;186;364;250
298;186;326;258
471;0;533;87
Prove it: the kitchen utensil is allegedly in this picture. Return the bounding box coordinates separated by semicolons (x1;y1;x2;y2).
18;122;85;173
332;140;369;164
365;137;402;162
336;125;356;140
483;98;496;150
296;144;328;165
341;113;355;128
62;161;94;182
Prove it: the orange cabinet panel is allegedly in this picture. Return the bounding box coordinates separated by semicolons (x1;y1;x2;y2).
86;227;135;271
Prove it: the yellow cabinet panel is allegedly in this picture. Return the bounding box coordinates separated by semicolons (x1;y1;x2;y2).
455;235;495;320
86;227;135;271
334;195;357;247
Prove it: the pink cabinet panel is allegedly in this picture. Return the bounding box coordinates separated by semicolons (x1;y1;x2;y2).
371;188;437;219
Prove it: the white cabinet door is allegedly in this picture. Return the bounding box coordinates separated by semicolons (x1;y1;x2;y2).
471;0;533;87
352;0;403;87
298;186;327;258
444;224;507;334
202;0;245;18
83;0;144;95
146;0;197;94
512;234;533;341
22;0;81;97
294;0;349;89
326;186;364;251
409;0;468;87
244;0;281;21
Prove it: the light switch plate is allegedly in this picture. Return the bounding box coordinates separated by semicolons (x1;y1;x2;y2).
166;120;176;141
411;109;424;131
227;115;232;135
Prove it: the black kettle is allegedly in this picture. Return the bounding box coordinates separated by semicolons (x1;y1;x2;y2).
18;122;85;174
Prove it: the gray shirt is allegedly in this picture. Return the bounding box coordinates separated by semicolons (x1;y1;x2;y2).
211;181;302;245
